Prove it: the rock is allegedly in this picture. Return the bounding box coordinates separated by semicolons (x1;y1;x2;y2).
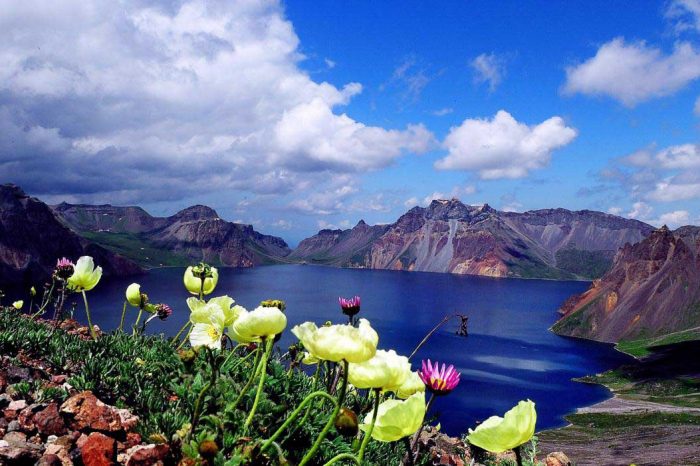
6;365;31;383
51;375;67;385
4;430;28;444
8;399;28;410
0;445;42;465
0;393;12;408
7;420;21;431
61;391;124;434
44;443;73;466
38;453;63;466
125;432;142;449
35;403;67;436
126;443;170;466
545;452;571;466
81;432;117;466
117;408;139;432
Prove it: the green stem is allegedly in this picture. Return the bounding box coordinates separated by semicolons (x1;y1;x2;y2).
176;326;193;351
81;291;97;340
132;308;144;336
299;359;350;466
171;320;192;345
220;343;247;370
323;453;361;466
37;280;56;316
244;338;274;429
118;301;127;332
261;390;338;452
230;347;263;411
189;349;218;440
358;388;381;462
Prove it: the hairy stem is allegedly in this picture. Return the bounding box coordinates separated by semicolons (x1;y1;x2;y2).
358;388;381;462
81;290;97;340
244;338;274;429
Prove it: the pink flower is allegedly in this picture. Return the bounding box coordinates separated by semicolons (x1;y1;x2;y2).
339;296;361;317
155;303;173;320
419;359;460;395
54;257;75;279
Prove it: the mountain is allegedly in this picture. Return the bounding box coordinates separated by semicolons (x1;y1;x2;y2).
292;199;654;279
552;225;700;343
0;184;142;286
52;202;291;268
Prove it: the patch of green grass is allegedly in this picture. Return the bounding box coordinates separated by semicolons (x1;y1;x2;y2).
554;248;612;279
551;297;600;335
566;412;700;429
616;327;700;358
80;231;192;267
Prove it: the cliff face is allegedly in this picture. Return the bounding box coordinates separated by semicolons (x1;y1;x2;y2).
292;199;654;279
552;226;700;343
53;203;291;268
0;185;142;286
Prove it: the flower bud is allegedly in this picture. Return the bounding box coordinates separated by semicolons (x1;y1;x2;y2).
335;407;359;437
198;440;219;460
260;299;286;312
12;300;23;310
126;283;143;307
179;348;196;365
30;286;36;297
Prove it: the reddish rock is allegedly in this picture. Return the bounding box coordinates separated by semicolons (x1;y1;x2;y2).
51;375;67;385
545;452;571;466
61;391;124;434
35;403;67;436
44;443;73;466
125;432;142;449
0;445;42;464
126;443;170;466
37;453;63;466
81;432;117;466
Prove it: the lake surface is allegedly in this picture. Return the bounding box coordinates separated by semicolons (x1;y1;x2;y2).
54;265;633;435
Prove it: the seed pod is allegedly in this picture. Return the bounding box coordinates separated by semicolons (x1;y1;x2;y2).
335;407;359;437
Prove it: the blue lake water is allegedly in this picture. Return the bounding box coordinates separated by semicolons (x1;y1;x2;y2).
46;265;633;436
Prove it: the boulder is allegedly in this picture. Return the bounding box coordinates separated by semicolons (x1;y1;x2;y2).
545;451;571;466
81;432;117;466
126;443;171;466
61;391;131;434
35;403;67;436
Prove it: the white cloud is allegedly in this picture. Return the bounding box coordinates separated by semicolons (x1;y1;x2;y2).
647;179;700;201
666;0;700;34
625;143;700;169
563;38;700;106
0;0;434;204
656;210;690;226
324;58;336;69
607;206;623;215
627;201;653;220
432;107;454;116
406;185;478;208
435;110;577;179
471;53;506;91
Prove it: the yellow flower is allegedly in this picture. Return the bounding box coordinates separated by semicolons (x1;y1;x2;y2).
291;318;378;363
186;296;240;327
230;305;287;343
348;349;411;389
467;400;537;453
126;283;142;307
395;371;426;399
360;391;425;442
183;266;218;296
302;351;319;365
189;305;225;350
12;300;23;310
67;256;102;291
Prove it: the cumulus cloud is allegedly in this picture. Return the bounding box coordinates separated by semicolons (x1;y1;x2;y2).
563;38;700;106
471;53;506;91
656;210;690;226
0;0;434;204
435;110;577;179
404;185;477;208
666;0;700;34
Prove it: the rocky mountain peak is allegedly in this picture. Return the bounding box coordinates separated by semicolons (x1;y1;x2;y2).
171;205;220;222
426;198;474;221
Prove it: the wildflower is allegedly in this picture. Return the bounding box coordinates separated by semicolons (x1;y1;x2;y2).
395;371;426;399
183;264;218;296
186;296;240;327
125;283;145;307
302;351;319;365
339;295;361;317
12;300;23;310
467;400;537;453
348;349;411;390
419;359;460;395
30;286;36;297
229;305;287;343
291;318;378;363
189;306;225;350
55;257;75;279
154;303;173;320
66;256;102;291
359;391;426;442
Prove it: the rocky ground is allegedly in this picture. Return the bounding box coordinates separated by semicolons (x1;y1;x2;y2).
0;320;171;465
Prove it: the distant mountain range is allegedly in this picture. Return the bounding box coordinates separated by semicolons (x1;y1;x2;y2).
52;202;291;268
0;185;141;286
553;225;700;343
291;199;654;280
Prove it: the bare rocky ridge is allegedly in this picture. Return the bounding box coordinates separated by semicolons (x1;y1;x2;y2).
53;201;291;268
293;199;654;280
0;184;141;286
552;225;700;342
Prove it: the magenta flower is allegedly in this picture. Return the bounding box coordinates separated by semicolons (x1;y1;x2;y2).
155;303;173;320
339;295;361;317
419;359;460;395
54;257;75;279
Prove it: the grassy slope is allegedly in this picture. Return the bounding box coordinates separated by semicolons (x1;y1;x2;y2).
80;231;191;268
615;327;700;358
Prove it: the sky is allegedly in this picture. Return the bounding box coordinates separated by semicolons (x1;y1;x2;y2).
2;0;700;245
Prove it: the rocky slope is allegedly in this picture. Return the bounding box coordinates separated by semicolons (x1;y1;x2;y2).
552;225;700;343
292;199;654;279
53;202;291;268
0;184;141;286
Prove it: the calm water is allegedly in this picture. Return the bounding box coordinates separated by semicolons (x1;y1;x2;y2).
42;265;633;435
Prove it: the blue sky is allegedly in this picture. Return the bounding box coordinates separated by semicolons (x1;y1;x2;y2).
2;0;700;245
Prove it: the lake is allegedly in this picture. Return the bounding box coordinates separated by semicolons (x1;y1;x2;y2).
56;265;633;436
